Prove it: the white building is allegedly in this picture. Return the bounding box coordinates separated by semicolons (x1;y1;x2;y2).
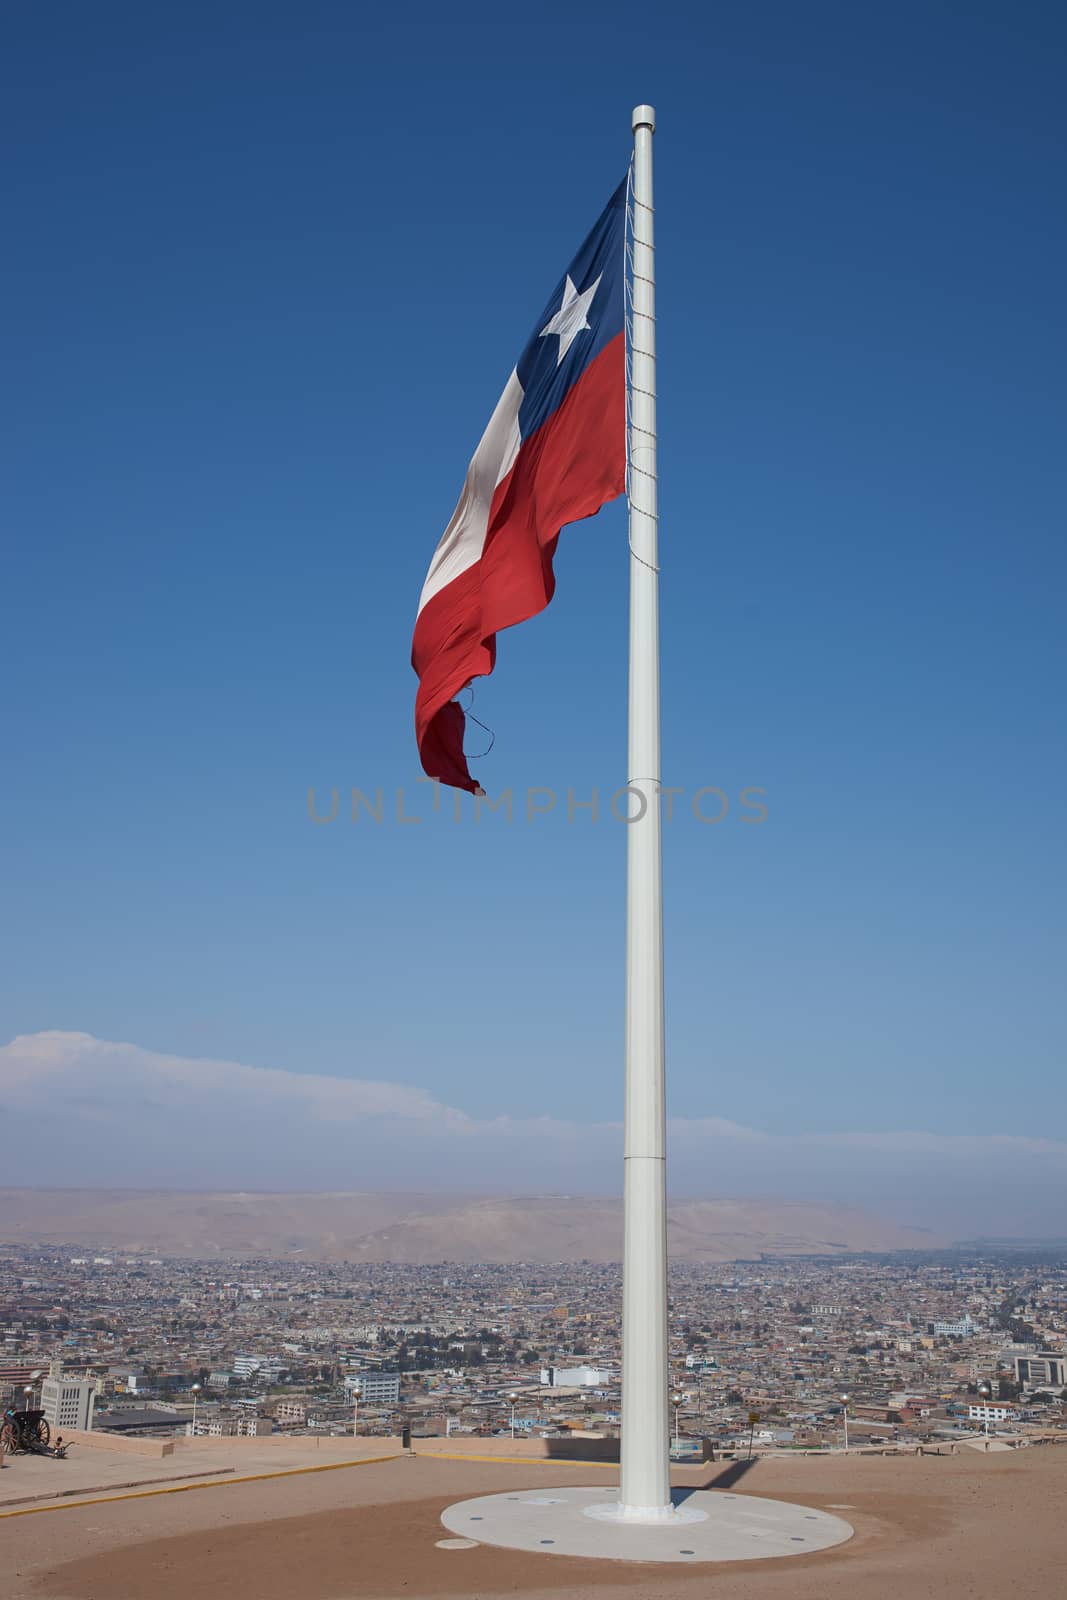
40;1370;97;1432
932;1315;976;1338
109;1369;148;1394
540;1365;616;1388
968;1404;1014;1424
256;1363;288;1384
344;1372;400;1404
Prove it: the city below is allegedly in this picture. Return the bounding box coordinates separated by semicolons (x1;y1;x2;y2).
4;1232;1066;1457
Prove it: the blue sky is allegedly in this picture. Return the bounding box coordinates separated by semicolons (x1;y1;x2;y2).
2;3;1064;1231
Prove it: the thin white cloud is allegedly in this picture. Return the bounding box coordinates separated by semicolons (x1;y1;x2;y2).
2;1030;477;1132
3;1031;1065;1234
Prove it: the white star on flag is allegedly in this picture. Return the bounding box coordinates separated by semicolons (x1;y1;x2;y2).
539;273;602;366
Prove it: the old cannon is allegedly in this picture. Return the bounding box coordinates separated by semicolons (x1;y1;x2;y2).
0;1407;71;1459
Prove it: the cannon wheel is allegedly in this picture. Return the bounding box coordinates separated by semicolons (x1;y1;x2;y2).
1;1420;17;1453
36;1418;51;1447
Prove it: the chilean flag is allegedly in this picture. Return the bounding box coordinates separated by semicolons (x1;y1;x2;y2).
412;181;627;792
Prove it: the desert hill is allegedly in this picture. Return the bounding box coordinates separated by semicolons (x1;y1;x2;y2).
0;1189;940;1261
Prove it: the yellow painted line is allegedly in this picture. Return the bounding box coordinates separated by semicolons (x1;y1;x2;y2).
0;1451;400;1520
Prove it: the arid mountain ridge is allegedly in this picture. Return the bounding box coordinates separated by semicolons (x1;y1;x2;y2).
0;1189;942;1262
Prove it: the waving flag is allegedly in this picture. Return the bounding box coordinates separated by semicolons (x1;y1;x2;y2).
412;181;627;792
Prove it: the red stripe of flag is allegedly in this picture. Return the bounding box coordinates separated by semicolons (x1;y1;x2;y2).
413;331;625;791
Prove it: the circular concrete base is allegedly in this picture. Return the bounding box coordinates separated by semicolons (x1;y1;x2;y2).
441;1486;853;1564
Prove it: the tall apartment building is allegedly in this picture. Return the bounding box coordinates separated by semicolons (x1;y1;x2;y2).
344;1372;401;1404
40;1368;97;1432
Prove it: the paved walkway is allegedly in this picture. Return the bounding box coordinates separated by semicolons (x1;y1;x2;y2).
0;1436;402;1514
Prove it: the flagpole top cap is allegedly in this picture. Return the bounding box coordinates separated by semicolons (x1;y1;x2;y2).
632;104;656;132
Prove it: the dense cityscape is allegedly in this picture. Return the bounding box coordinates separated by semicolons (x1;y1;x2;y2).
4;1246;1065;1455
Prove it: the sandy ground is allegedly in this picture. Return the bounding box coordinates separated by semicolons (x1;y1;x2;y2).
3;1444;1064;1600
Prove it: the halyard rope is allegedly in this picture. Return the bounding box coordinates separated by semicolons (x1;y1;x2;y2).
625;162;660;573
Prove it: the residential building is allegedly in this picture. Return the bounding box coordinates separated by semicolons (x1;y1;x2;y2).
968;1404;1015;1423
189;1415;272;1438
274;1400;307;1425
344;1372;401;1404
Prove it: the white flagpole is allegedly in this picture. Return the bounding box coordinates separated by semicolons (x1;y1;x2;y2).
619;103;671;1520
